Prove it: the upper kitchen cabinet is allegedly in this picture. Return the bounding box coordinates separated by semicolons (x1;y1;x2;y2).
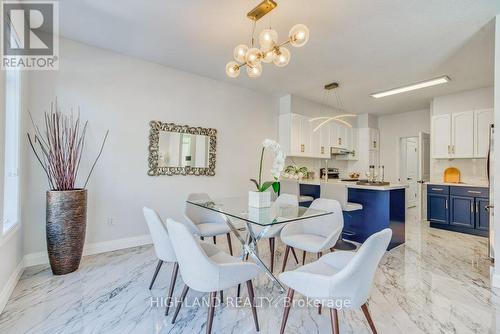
451;111;474;158
330;122;347;149
431;109;492;159
474;108;494;158
279;113;331;158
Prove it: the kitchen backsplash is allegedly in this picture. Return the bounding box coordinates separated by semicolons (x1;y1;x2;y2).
431;159;488;186
284;157;349;179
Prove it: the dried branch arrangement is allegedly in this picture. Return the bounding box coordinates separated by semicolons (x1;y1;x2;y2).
27;101;109;191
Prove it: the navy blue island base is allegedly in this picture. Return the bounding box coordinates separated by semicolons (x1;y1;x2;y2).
299;183;406;250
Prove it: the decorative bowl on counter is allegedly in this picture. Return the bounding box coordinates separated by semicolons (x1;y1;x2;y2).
348;172;360;179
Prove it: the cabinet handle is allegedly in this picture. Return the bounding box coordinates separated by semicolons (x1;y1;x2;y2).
300;144;305;153
476;202;479;213
452;145;455;154
445;199;448;209
467;190;482;194
470;202;474;213
448;145;451;154
431;188;443;191
338;138;342;145
321;146;324;154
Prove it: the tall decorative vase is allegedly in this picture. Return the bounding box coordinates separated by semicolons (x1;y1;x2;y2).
46;189;87;275
248;191;271;208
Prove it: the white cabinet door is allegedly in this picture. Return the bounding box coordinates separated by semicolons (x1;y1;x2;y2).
299;116;312;155
290;114;302;156
451;111;474;158
474;108;493;158
310;125;321;157
431;114;451;158
320;125;330;157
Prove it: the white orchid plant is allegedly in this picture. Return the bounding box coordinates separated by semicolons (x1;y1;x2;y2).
250;139;285;193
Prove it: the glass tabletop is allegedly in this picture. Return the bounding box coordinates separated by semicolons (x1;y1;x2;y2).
186;196;333;226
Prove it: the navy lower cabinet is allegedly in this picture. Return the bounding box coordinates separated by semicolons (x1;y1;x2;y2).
476;198;490;231
427;193;449;224
449;196;474;228
427;185;488;237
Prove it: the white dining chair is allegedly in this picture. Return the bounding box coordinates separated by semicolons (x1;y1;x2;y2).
280;179;314;204
142;207;178;316
166;219;261;334
184;193;234;255
279;228;392;334
320;182;363;211
280;198;343;271
320;182;362;251
252;194;300;272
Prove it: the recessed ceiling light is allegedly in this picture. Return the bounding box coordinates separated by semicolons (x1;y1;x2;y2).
370;76;451;98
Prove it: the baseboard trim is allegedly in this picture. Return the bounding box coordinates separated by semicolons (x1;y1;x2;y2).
0;260;24;315
23;234;152;268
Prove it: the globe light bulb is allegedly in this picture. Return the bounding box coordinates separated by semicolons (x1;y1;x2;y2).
233;44;248;63
258;28;278;49
247;63;262;78
273;47;291;67
261;48;274;63
245;48;262;67
225;61;240;78
289;24;310;47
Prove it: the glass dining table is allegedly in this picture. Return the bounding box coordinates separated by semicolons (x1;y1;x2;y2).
186;196;333;292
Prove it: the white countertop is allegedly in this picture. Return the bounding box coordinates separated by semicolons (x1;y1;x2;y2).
427;182;489;188
299;179;407;191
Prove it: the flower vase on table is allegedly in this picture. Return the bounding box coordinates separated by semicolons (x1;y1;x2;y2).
249;139;285;208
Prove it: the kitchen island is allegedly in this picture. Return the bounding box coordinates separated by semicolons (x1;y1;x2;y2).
298;180;407;250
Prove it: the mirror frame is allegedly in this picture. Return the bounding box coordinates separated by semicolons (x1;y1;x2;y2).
148;121;217;176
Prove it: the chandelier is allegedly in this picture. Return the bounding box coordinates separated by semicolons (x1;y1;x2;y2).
225;0;310;79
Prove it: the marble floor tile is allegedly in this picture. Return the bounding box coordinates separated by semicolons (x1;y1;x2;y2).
0;211;498;333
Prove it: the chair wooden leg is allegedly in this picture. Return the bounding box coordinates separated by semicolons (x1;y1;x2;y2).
149;260;163;290
219;290;223;303
269;237;275;273
237;284;241;298
361;303;378;334
206;291;217;334
318;304;322;314
226;233;233;256
165;262;179;315
302;250;306;265
279;288;295;334
246;280;259;331
291;247;299;264
330;247;335;252
330;308;340;334
317;252;322;259
201;236;205;241
213;236;217;244
281;246;291;272
171;285;189;324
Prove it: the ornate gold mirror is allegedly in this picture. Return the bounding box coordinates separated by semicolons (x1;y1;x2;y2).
148;121;216;176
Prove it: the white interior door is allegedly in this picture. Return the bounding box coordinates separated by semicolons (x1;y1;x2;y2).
406;138;419;208
418;132;431;221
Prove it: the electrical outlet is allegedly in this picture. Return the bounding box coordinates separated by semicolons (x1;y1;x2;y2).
107;217;116;226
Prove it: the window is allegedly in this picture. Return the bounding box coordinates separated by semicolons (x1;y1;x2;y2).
3;68;21;234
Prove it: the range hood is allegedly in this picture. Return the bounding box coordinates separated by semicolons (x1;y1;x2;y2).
330;147;354;155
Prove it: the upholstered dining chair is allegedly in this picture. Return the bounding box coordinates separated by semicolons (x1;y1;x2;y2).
280;179;314;204
280;198;343;271
184;192;234;255
142;207;178;316
279;228;392;334
252;194;300;272
166;219;261;334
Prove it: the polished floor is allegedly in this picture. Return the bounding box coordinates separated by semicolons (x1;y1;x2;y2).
0;210;497;334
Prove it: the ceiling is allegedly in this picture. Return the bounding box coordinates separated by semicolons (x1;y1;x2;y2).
57;0;500;115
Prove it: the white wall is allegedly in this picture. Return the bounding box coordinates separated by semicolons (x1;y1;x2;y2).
22;38;278;257
429;87;494;185
378;109;430;183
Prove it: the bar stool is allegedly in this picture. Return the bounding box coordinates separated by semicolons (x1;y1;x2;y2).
280;179;314;204
320;182;362;251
